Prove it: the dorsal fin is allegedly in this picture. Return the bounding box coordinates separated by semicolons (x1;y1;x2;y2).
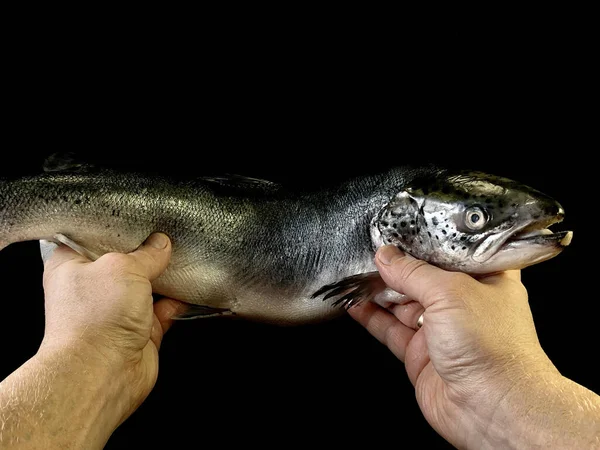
43;152;96;173
201;174;280;192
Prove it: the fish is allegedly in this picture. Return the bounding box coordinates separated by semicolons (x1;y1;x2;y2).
0;156;572;325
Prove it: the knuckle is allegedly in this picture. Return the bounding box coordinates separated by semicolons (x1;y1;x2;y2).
98;252;130;265
395;258;429;283
384;325;407;361
97;252;133;270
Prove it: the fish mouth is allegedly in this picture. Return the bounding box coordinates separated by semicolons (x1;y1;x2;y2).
505;216;573;248
469;213;573;273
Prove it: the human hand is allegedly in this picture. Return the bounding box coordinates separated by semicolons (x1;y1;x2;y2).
40;233;186;423
348;245;561;448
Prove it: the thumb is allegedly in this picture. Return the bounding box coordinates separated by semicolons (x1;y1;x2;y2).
374;245;453;309
127;233;172;281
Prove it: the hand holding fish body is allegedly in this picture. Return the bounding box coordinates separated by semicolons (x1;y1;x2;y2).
0;162;572;325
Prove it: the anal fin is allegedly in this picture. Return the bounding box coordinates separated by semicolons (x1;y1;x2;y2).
172;305;235;320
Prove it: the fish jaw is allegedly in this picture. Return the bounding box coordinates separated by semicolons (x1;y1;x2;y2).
466;226;573;274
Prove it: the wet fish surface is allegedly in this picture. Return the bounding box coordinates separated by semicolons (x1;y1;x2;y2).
0;158;572;325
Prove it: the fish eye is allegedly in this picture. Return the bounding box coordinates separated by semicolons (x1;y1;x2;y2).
465;206;488;230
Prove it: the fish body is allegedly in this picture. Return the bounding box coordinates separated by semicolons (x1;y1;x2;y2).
0;163;572;325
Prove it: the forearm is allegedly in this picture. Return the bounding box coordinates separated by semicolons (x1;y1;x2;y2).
0;343;126;449
478;372;600;449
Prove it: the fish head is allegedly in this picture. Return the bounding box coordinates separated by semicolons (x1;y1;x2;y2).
373;171;573;273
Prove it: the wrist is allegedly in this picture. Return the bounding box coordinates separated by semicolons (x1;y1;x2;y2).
40;331;156;420
0;341;131;449
35;340;131;441
41;330;130;370
462;353;561;449
468;367;600;449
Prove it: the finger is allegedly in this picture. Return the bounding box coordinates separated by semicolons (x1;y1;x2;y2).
154;298;188;335
375;245;453;309
42;242;89;272
478;269;522;286
128;233;172;281
404;330;430;386
388;301;425;330
348;302;415;362
150;298;188;350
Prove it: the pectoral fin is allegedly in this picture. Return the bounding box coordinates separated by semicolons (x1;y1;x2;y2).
313;272;412;309
311;272;388;309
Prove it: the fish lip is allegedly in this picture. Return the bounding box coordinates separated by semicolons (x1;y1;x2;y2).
504;215;573;248
507;230;573;247
470;216;573;273
476;215;571;263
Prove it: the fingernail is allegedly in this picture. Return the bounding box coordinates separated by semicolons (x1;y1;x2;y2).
147;233;168;249
377;245;404;265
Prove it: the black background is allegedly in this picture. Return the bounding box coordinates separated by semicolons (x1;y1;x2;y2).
1;15;597;449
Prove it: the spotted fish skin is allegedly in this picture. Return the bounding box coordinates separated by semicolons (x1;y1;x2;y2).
0;165;571;324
